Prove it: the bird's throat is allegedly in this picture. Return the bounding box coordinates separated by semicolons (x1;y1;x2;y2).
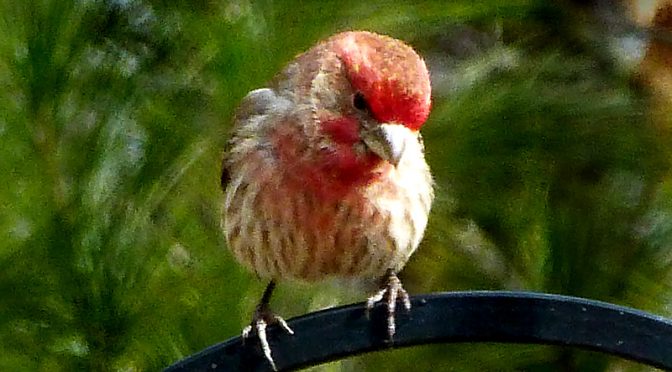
272;117;386;201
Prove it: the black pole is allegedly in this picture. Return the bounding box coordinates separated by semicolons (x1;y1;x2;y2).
165;291;672;371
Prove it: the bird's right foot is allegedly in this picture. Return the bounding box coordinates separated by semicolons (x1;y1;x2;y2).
242;281;293;371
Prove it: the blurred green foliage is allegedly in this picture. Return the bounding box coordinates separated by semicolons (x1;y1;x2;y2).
0;0;671;371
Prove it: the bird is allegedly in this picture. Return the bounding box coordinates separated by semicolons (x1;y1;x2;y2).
221;30;433;370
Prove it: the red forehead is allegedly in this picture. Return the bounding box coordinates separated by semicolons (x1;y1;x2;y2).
331;31;431;130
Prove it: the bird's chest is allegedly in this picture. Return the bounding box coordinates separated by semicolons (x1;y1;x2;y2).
224;142;431;281
259;182;398;279
225;173;413;281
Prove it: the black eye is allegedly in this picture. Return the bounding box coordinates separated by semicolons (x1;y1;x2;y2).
352;92;368;111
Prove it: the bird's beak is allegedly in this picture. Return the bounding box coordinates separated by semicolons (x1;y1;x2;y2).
360;123;406;167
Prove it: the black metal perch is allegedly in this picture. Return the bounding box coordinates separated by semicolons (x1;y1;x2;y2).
164;291;672;371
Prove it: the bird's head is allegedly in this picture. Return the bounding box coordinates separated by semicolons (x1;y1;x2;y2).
310;31;432;168
271;31;431;197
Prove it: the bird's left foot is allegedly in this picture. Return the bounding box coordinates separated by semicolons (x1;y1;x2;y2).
366;269;411;340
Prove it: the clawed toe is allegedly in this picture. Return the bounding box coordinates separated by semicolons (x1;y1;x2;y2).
242;310;293;371
366;269;411;340
242;281;293;371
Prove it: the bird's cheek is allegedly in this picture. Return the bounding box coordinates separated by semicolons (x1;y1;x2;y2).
320;116;360;145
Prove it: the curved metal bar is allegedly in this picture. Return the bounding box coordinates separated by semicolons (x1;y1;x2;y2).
164;291;672;371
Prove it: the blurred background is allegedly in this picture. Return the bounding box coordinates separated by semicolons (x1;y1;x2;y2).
2;0;672;370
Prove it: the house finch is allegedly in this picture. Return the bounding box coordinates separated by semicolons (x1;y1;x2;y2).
221;30;433;370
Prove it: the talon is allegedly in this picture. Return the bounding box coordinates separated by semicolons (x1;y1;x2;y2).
256;320;275;371
365;288;386;319
401;288;411;312
365;269;411;340
241;325;252;343
275;315;294;335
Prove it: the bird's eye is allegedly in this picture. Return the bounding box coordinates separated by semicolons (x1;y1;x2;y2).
352;92;368;111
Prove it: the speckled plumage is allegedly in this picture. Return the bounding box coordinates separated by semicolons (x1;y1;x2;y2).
221;31;433;370
222;31;433;282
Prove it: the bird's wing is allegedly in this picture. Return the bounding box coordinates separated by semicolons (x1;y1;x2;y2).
221;88;289;190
